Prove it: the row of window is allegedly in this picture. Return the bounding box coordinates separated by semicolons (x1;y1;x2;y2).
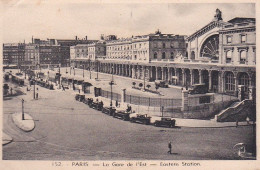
154;52;175;59
225;50;248;64
226;34;247;44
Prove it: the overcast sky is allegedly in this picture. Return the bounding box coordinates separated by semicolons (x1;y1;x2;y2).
2;1;255;43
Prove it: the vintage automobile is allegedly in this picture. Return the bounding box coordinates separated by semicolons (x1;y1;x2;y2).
188;83;208;95
154;117;176;128
130;114;151;125
102;106;116;116
75;94;85;102
84;98;93;105
90;101;104;111
113;109;130;121
155;80;169;88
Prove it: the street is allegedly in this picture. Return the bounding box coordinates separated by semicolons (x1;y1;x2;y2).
3;81;253;160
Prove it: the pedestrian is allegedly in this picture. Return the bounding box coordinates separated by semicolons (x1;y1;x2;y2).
36;92;38;99
236;119;239;128
115;100;118;107
10;87;13;95
168;141;172;154
78;89;80;94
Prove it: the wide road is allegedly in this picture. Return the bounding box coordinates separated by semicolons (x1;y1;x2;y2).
3;83;253;160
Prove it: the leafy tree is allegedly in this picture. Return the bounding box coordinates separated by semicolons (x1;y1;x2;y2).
139;83;143;88
146;84;151;89
132;82;136;87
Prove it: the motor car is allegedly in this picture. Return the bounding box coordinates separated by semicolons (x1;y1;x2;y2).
188;83;208;95
113;109;130;121
90;101;103;111
155;80;169;88
130;114;151;125
102;106;116;116
154;117;176;128
84;98;93;105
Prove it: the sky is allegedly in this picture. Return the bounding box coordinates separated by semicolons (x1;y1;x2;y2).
1;1;256;43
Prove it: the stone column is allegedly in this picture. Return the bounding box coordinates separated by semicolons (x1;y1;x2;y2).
132;65;135;79
219;71;225;93
233;72;238;93
182;68;185;86
155;67;158;80
208;70;212;91
248;86;255;101
168;67;171;82
175;68;178;85
142;66;145;80
190;69;193;86
181;90;189;111
162;67;165;81
129;65;132;77
237;85;244;101
199;69;203;84
121;88;126;104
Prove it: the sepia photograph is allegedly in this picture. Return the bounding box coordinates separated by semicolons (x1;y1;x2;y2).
1;0;257;167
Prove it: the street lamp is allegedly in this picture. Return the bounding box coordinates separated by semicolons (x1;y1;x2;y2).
110;65;114;107
96;61;99;80
70;66;72;75
143;66;146;91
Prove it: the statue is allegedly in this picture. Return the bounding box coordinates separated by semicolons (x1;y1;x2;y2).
214;8;223;21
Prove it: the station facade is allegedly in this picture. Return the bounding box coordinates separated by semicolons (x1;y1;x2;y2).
71;11;256;98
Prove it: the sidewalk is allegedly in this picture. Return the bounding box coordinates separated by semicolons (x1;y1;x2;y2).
2;132;13;145
12;112;35;132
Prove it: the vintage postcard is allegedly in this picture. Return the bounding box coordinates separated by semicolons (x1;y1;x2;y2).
1;0;258;169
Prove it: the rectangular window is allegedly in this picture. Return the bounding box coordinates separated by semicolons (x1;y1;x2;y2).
241;35;246;43
227;36;232;44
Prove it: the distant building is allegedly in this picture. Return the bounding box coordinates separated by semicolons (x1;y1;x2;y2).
24;44;40;67
3;43;25;67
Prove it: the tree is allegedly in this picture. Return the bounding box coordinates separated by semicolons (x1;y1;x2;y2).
146;84;151;90
139;83;143;88
132;82;136;87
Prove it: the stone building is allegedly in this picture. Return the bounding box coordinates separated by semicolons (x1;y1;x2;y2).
3;43;25;67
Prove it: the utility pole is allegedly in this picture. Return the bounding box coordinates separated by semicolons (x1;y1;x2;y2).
22;99;24;120
33;79;36;99
58;64;61;89
143;66;146;91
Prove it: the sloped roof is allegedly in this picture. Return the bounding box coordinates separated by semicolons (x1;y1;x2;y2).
228;17;255;24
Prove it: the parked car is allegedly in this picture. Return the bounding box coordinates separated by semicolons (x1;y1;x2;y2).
102;106;116;116
130;114;151;125
113;109;130;121
155;80;169;88
189;83;208;95
84;98;93;106
75;94;85;101
154;117;176;128
90;101;103;111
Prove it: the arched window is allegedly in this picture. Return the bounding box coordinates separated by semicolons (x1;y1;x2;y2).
162;52;166;59
239;73;249;91
171;52;174;59
191;51;195;59
240;50;247;64
225;72;235;91
163;43;166;48
154;52;157;59
226;50;232;63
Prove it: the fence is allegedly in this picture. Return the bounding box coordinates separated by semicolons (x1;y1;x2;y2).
125;94;182;107
100;89;121;102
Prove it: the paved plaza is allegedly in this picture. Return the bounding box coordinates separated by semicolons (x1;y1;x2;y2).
3;74;254;160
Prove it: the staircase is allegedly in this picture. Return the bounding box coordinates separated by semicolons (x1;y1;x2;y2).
214;99;255;122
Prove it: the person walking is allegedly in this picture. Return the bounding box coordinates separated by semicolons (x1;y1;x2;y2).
115;100;118;107
168;141;172;154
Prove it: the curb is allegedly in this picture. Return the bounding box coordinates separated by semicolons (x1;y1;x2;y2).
2;132;13;145
12;112;35;132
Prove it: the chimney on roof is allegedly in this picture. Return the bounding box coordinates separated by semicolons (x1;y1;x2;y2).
85;36;88;40
75;36;78;41
32;36;34;43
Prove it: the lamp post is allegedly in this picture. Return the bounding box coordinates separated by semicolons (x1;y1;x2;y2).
22;99;25;120
143;66;146;91
110;65;114;107
70;66;72;75
96;61;99;80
